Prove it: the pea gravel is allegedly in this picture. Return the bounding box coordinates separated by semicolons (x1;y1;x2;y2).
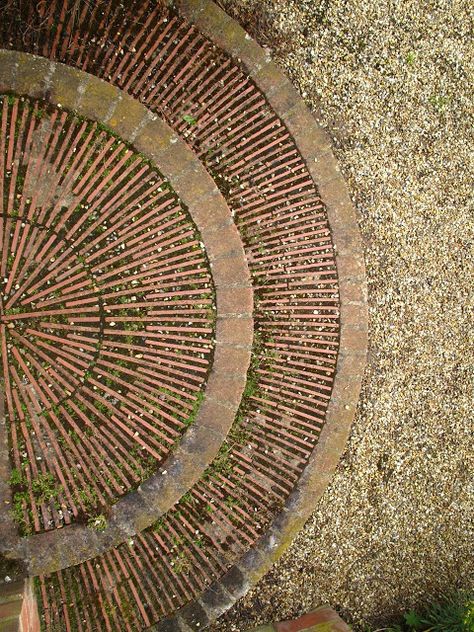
210;0;474;629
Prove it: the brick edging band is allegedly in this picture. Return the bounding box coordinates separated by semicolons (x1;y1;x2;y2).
0;49;254;575
145;1;368;629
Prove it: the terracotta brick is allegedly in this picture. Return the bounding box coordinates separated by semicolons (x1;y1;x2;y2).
206;372;245;408
20;579;40;632
216;286;253;316
192;396;236;438
171;160;216;203
177;0;232;37
342;323;369;351
275;606;351;632
338;278;367;304
211;255;251;286
216;316;253;345
211;344;251;377
150;135;195;177
192;192;233;233
335;349;367;377
335;253;366;281
340;302;368;329
0;11;368;611
253;61;296;103
212;20;269;72
204;223;243;261
306;148;343;190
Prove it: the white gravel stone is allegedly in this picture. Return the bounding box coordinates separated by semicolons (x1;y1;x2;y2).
211;0;474;629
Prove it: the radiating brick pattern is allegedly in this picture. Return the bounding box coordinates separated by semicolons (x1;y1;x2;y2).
0;95;214;535
0;1;368;630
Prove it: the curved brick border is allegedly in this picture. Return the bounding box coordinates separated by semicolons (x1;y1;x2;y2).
143;1;368;629
0;50;254;575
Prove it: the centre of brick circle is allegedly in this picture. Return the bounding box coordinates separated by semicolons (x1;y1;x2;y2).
1;215;104;395
0;94;215;535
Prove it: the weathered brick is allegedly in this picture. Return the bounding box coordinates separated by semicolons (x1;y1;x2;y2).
172;159;218;204
78;78;121;122
275;606;351;632
15;55;51;100
191;396;235;439
216;316;253;346
180;600;210;630
216;286;253;315
105;95;148;140
206;372;245;408
306;148;343;189
0;50;19;93
191;191;232;233
340;302;368;329
211;344;251;377
133;118;176;161
284;101;333;158
204;222;243;261
211;255;251;286
199;582;233;620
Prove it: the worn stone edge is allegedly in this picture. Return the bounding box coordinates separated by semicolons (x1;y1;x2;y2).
148;1;368;630
0;49;254;575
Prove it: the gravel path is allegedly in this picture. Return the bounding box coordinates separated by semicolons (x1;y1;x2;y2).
210;1;474;629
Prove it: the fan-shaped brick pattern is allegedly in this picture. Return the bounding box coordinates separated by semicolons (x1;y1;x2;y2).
1;95;215;536
0;1;367;630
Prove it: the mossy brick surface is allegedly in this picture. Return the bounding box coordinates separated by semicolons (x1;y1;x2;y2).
180;600;210;630
79;78;121;122
106;96;149;140
0;51;255;574
198;582;233;618
177;0;232;32
15;55;51;99
49;64;88;110
0;50;19;93
0;6;368;620
254;63;303;113
0;581;23;606
133;119;177;160
144;133;195;178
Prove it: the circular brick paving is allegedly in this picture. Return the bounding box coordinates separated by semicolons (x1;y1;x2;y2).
0;2;367;631
0;66;254;573
1;95;217;535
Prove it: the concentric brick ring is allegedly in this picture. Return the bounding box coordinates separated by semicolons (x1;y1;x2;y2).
0;1;367;630
0;57;253;569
